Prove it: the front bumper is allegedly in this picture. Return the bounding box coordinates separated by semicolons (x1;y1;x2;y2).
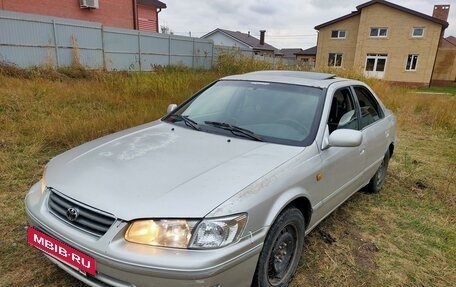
25;182;264;287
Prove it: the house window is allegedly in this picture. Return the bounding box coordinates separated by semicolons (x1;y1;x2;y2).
406;54;419;71
412;27;424;37
328;53;343;67
331;30;346;39
370;27;388;37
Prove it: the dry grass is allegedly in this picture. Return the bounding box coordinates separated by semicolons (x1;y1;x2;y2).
0;63;455;287
292;124;456;287
291;69;456;287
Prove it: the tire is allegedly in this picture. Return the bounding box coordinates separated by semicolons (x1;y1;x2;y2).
251;207;305;287
366;150;390;193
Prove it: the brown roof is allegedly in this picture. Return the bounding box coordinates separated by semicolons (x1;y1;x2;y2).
315;0;448;30
314;11;360;30
295;46;317;56
279;48;304;58
446;36;456;45
440;36;456;48
137;0;167;9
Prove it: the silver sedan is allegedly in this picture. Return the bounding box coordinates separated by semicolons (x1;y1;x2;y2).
25;71;396;287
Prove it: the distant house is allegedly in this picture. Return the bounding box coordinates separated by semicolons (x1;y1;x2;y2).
432;36;456;85
278;47;316;68
279;48;304;60
0;0;166;32
314;0;449;86
202;29;278;57
295;46;317;67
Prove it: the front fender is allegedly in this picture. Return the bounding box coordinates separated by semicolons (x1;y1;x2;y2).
207;143;321;238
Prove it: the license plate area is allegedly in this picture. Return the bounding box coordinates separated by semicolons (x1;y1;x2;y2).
27;226;97;276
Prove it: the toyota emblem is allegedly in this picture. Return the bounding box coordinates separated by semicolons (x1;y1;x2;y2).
66;207;80;222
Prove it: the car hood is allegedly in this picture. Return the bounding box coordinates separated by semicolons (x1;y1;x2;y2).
45;121;303;220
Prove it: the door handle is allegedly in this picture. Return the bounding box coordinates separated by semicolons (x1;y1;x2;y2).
360;149;365;155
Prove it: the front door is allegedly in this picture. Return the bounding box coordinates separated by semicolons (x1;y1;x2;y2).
316;87;366;219
364;54;387;79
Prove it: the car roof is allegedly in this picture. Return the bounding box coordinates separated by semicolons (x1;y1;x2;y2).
221;70;354;89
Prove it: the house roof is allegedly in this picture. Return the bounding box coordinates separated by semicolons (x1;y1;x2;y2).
440;36;456;48
315;0;448;30
202;28;278;52
279;48;304;58
446;36;456;45
295;46;317;56
137;0;167;9
314;11;361;30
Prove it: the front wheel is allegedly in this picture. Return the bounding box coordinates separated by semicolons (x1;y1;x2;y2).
252;207;305;287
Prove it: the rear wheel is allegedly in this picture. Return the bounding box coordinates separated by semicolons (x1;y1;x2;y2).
366;150;390;193
252;207;305;287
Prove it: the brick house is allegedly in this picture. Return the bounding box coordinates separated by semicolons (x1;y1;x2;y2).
432;36;456;85
277;47;316;69
0;0;166;32
294;46;317;67
314;0;449;86
278;48;304;61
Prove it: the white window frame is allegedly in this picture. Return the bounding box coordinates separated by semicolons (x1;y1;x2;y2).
331;30;346;39
405;54;419;71
364;53;388;79
370;27;388;38
412;27;424;38
328;53;343;67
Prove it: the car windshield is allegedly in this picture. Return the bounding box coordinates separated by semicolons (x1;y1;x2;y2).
164;80;325;146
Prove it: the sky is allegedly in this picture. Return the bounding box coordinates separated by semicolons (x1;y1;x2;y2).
159;0;455;49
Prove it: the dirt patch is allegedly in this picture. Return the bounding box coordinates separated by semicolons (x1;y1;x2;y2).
355;241;379;269
342;225;380;270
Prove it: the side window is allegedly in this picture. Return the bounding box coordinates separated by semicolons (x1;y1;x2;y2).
353;86;383;129
327;87;359;133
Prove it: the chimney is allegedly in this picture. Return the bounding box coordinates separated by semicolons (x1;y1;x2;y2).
259;30;266;45
433;5;450;21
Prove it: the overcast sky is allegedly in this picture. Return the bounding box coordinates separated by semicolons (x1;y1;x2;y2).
159;0;455;49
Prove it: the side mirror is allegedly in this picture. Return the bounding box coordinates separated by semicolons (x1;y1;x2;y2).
328;129;362;147
167;104;177;114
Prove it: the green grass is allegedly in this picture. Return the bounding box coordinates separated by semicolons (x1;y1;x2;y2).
414;86;456;96
0;62;455;287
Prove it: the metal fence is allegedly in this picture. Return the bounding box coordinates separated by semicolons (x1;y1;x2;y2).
0;10;214;71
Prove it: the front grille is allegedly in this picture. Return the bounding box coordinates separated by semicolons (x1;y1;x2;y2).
47;190;116;237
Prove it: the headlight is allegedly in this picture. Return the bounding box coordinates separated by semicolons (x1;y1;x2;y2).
125;219;198;248
190;214;248;249
125;213;248;249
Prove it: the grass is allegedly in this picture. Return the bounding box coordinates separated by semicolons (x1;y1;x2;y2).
414;86;456;96
0;60;455;287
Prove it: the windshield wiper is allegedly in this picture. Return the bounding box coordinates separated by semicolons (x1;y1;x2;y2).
204;121;263;142
168;114;200;131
